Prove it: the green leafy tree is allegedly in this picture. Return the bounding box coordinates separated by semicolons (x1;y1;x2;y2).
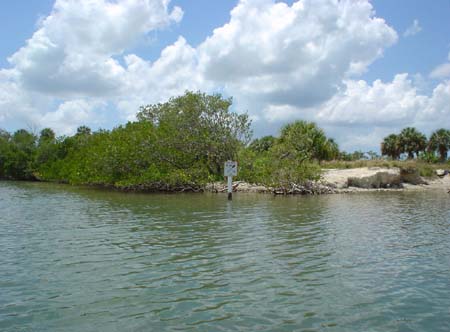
325;138;340;160
137;91;251;177
0;129;12;178
35;128;59;168
5;129;37;179
248;136;277;153
38;128;56;145
428;128;450;162
76;126;92;136
251;120;336;189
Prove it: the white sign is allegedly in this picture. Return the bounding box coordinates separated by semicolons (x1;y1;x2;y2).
224;161;238;177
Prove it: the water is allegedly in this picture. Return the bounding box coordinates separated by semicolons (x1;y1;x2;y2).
1;181;450;332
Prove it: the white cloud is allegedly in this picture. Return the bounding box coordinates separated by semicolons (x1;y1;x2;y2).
252;73;450;150
8;0;183;97
118;36;207;120
403;19;422;37
430;63;450;79
0;69;52;127
418;80;450;127
198;0;398;109
430;52;450;80
334;127;394;152
315;76;450;149
317;74;427;126
0;0;184;132
39;99;106;135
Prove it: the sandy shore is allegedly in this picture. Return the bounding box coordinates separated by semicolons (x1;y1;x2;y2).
208;167;450;194
323;167;450;193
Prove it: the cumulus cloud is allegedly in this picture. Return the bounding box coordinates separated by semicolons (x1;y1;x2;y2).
0;0;184;133
252;72;450;150
118;37;207;120
8;0;183;97
198;0;397;109
418;80;450;127
316;74;428;126
0;69;52;127
403;19;422;37
39;99;106;135
314;76;450;149
430;53;450;79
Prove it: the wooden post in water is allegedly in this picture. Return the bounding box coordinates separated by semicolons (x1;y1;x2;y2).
224;160;238;201
227;175;233;201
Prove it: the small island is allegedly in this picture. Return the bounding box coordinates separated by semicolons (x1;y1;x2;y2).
1;92;449;195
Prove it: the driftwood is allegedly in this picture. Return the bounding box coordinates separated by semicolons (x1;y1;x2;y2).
207;180;336;195
272;181;336;195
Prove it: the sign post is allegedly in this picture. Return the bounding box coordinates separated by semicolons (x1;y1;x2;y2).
224;160;238;201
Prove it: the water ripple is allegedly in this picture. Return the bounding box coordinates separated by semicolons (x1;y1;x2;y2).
1;183;450;331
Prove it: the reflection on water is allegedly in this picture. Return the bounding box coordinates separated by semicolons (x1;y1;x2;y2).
1;181;450;331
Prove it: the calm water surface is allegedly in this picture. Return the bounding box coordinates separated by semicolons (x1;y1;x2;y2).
1;181;450;331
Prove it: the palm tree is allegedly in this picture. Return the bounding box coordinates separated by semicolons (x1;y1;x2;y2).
428;128;450;162
381;134;401;159
76;125;92;136
249;135;276;153
325;138;340;160
399;127;427;159
279;120;336;161
38;128;56;146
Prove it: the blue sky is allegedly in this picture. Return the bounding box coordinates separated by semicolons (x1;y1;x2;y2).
3;1;449;81
367;0;450;84
1;0;450;151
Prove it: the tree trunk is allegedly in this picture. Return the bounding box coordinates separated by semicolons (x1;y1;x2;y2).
439;147;447;162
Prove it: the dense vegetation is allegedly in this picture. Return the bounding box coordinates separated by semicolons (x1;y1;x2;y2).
381;127;450;162
1;91;449;191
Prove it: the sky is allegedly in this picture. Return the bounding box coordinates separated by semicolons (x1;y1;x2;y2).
1;0;450;152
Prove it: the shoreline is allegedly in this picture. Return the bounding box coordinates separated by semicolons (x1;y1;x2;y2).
2;167;449;195
208;167;450;195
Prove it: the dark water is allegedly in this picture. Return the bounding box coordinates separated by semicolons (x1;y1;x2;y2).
1;181;450;332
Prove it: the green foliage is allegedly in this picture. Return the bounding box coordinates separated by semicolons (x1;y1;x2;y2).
39;119;213;187
237;121;336;188
417;164;436;178
381;134;402;159
277;120;339;162
236;147;273;184
340;150;367;161
419;151;439;163
137;91;251;177
38;128;56;145
0;129;37;180
399;127;427;159
366;150;380;160
0;113;336;190
428;128;450;162
380;127;450;163
76;126;92;136
0;92;251;190
381;128;427;160
0;130;11;179
248;136;277;153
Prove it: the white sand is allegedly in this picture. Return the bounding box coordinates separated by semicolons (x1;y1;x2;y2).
322;167;399;189
322;166;450;192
